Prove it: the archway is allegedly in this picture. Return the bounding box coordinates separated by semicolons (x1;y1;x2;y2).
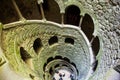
65;5;81;26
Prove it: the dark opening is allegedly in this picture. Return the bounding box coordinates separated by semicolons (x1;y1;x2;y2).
43;57;54;71
40;0;61;23
47;57;54;63
55;64;60;68
0;0;18;24
71;62;79;73
49;36;58;45
29;74;35;79
42;0;49;10
81;14;94;41
65;5;81;26
54;56;62;59
33;38;43;54
15;0;41;20
20;47;31;62
49;67;53;74
43;63;47;71
81;14;100;56
114;65;120;73
65;38;74;45
92;37;100;56
92;60;98;71
63;57;70;63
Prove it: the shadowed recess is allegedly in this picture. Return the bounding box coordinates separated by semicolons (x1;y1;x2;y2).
65;5;81;26
20;47;32;62
33;38;43;54
92;60;98;71
65;38;74;45
49;36;58;45
40;0;61;23
92;36;100;56
114;65;120;73
81;14;94;41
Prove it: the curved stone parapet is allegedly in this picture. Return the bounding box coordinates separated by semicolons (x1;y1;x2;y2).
2;20;95;80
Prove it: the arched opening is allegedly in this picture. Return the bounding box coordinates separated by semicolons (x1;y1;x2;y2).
65;38;74;45
92;36;100;56
20;48;34;73
40;0;61;23
81;14;94;41
49;36;58;45
65;5;81;26
20;47;32;62
81;14;100;56
33;38;43;54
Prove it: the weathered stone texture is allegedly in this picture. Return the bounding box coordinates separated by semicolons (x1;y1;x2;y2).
0;0;120;80
76;0;120;80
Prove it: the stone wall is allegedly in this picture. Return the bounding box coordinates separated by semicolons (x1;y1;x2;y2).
78;0;120;80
